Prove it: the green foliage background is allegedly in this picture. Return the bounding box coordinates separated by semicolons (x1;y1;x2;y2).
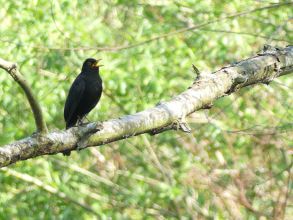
0;0;292;219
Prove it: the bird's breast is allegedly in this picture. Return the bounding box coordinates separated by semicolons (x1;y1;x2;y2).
84;78;102;95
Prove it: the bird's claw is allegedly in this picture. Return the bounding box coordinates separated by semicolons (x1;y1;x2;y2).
76;122;104;151
78;121;90;127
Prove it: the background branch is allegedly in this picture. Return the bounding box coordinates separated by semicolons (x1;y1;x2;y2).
0;58;48;133
0;2;291;52
0;167;99;216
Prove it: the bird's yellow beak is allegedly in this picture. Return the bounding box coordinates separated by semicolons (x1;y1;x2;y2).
92;59;103;68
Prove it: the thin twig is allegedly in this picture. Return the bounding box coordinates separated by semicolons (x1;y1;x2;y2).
235;177;270;218
51;158;130;194
0;3;291;52
141;135;182;216
0;167;99;216
272;166;292;219
200;28;291;43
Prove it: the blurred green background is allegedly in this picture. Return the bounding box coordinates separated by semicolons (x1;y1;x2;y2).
0;0;292;219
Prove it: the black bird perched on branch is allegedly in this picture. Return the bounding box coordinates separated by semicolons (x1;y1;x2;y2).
63;58;103;155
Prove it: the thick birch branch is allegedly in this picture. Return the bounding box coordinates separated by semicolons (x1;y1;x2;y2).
0;45;292;168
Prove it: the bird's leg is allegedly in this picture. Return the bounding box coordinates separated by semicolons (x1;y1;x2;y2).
77;116;90;127
83;115;90;123
77;116;83;126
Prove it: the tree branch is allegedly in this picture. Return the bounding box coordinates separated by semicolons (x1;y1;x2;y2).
0;58;48;134
0;45;292;167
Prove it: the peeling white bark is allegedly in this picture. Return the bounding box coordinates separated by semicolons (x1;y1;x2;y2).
0;46;292;167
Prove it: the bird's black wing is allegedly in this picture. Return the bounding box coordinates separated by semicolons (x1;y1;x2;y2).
64;75;85;125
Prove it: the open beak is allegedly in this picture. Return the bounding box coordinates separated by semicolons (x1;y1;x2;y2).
93;59;103;67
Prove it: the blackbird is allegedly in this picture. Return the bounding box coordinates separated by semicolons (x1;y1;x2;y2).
63;58;103;155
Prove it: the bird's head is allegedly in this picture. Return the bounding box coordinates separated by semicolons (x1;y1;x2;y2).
82;58;103;72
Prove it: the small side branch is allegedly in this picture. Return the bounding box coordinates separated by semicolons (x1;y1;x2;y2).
0;58;48;133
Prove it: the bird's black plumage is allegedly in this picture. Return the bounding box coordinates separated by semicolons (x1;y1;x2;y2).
63;58;103;155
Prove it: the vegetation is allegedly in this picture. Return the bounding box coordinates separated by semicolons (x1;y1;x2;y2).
0;1;292;219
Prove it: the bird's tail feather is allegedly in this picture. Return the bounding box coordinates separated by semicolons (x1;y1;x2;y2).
62;150;71;156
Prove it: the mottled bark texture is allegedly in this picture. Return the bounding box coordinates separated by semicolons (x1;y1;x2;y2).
0;45;292;167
